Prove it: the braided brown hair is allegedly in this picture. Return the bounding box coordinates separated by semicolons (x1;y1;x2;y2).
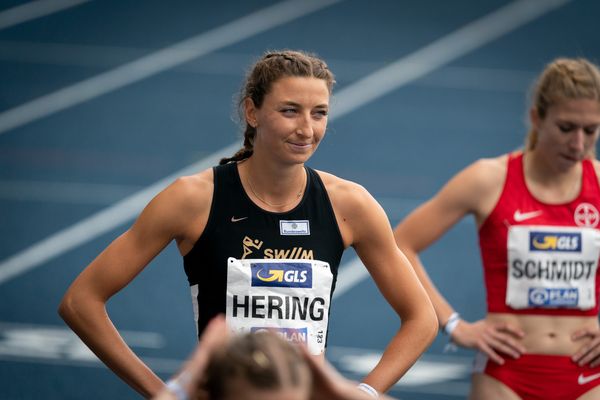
219;50;335;165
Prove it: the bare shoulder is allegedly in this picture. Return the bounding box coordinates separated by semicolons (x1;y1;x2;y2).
142;168;214;231
314;170;383;248
460;154;508;188
128;168;216;254
314;169;374;210
158;168;212;206
448;154;508;200
168;168;214;204
449;153;509;220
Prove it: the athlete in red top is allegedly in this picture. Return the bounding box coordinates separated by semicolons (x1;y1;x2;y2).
394;58;600;399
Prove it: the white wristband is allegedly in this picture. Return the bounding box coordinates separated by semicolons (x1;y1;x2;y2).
357;382;378;398
443;312;461;336
165;378;189;400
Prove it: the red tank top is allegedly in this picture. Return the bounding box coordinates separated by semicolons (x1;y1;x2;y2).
479;152;600;316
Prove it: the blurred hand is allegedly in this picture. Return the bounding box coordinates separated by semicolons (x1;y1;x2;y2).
153;315;229;400
572;327;600;367
450;319;525;364
300;346;396;400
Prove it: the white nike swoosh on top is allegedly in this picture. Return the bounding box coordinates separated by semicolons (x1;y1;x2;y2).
578;372;600;385
231;216;248;222
513;210;543;222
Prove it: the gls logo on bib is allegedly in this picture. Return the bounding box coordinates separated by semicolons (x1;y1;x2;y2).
529;231;581;252
251;262;312;288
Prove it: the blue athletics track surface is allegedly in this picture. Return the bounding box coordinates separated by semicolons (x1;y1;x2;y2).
1;1;599;399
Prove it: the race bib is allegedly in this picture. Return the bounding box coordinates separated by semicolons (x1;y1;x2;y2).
225;257;333;355
506;226;600;310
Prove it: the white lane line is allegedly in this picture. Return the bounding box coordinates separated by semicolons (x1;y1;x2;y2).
327;346;472;396
331;0;571;119
330;0;572;296
0;0;341;136
0;0;90;31
335;353;470;387
333;257;369;300
0;142;239;284
0;0;570;285
0;321;182;373
0;41;536;91
0;322;474;394
0;180;141;205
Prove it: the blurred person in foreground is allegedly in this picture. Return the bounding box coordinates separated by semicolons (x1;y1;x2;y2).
154;315;398;400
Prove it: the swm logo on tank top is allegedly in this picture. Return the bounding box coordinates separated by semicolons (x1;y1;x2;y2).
241;236;314;260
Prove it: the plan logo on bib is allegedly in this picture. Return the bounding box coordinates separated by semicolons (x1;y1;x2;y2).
528;287;579;307
251;262;312;288
251;327;308;344
529;231;581;252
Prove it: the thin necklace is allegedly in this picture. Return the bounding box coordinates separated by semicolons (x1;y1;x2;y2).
246;171;305;208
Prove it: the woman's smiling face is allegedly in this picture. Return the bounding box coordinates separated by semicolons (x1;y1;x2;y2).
246;76;330;166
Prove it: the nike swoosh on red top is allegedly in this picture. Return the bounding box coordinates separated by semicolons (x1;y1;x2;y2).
513;210;543;222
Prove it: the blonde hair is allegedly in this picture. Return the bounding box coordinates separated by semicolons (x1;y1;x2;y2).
526;58;600;157
202;331;310;399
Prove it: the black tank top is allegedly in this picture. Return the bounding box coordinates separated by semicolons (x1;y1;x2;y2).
183;162;345;337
